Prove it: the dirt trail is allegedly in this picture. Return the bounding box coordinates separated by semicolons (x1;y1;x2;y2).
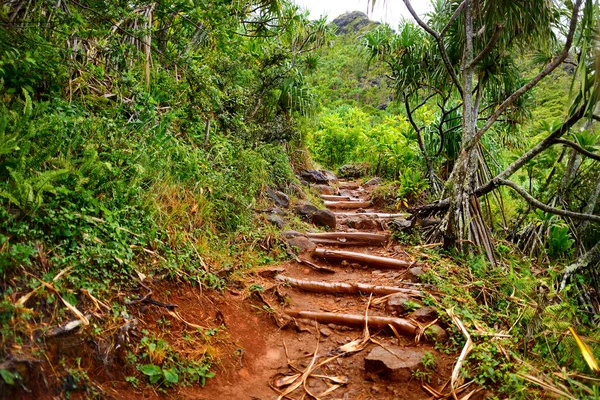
197;178;459;400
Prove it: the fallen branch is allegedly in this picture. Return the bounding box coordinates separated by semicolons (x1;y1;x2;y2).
448;308;473;400
285;310;418;337
314;248;412;269
275;275;423;297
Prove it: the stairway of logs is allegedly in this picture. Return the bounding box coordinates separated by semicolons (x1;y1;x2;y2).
265;178;455;400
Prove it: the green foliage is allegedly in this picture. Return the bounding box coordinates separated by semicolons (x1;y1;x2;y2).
397;168;429;204
309;105;419;178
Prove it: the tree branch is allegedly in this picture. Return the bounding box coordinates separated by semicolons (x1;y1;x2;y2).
466;0;583;151
559;240;600;291
440;1;466;37
469;23;503;68
403;0;463;96
555;138;600;161
497;178;600;223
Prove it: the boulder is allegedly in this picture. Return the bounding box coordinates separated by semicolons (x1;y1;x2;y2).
385;294;422;315
341;215;379;230
319;170;338;183
425;325;448;343
388;218;412;232
267;189;290;208
405;266;425;283
281;230;303;239
313;184;335;195
338;163;369;179
364;346;427;382
408;306;438;323
363;177;382;187
300;170;329;184
294;201;319;218
286;236;316;256
267;213;285;229
311;209;336;229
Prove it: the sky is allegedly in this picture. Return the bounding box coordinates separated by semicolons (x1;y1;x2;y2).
292;0;431;29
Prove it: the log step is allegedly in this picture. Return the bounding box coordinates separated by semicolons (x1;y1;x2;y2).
306;232;389;244
334;212;410;219
275;275;422;296
321;195;352;201
338;182;360;189
324;200;372;209
285;310;417;336
314;248;412;269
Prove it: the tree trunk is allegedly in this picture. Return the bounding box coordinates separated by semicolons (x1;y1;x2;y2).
429;1;495;263
578;173;600;234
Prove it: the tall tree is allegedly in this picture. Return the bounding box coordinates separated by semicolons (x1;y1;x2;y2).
381;0;600;263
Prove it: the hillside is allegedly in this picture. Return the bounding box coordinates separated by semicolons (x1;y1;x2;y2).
2;2;600;400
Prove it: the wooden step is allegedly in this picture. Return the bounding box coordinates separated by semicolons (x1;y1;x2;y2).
306;232;389;246
275;275;422;296
334;212;410;219
285;310;417;336
324;200;371;209
314;248;411;269
338;182;360;189
321;195;352;201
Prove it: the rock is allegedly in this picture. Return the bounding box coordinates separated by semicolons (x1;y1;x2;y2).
338;163;369;179
267;188;289;208
281;230;303;238
388;218;412;232
311;209;336;229
385;294;422;315
363;177;382;187
341;215;378;230
364;346;427;382
408;306;438;323
332;11;380;35
313;184;335;195
286;236;316;256
319;327;332;337
267;206;284;215
406;266;425;282
267;213;285;228
425;325;448;343
300;170;329;184
319;170;338;183
294;201;319;218
288;183;307;199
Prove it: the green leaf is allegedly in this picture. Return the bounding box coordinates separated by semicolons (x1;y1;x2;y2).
0;369;15;385
140;364;161;376
163;368;179;384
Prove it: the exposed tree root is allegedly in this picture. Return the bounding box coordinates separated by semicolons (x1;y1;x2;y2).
275;275;423;297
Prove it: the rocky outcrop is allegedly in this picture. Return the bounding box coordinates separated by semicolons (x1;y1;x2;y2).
332;11;380;35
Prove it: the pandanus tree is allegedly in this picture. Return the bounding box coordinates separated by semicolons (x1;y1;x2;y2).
368;0;599;266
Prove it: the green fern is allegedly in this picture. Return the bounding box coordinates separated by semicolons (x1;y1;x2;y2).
1;167;69;213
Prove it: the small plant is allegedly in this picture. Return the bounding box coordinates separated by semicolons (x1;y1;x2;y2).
421;351;436;369
139;364;179;386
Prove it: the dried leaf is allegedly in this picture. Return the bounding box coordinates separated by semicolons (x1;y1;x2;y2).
568;327;600;374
